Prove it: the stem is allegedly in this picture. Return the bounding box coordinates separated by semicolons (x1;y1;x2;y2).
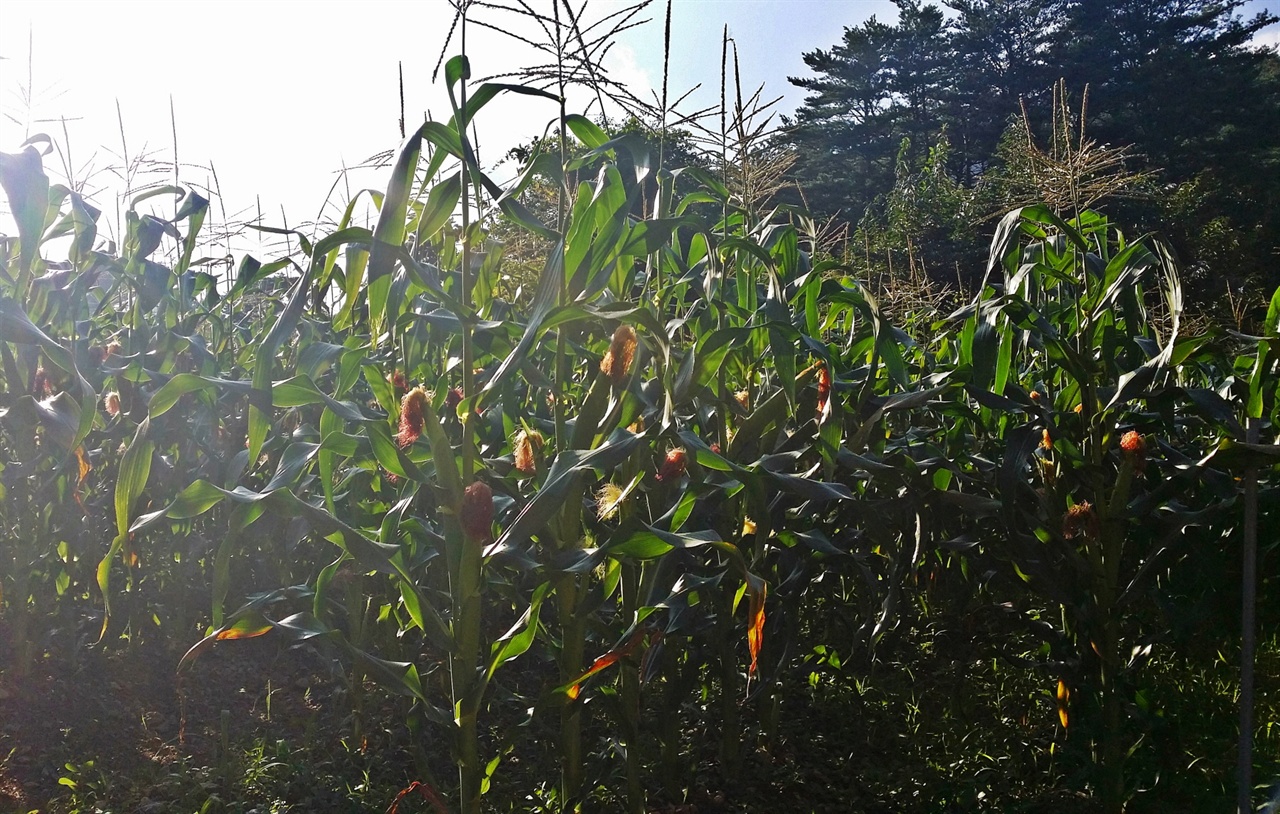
620;563;645;814
454;529;485;814
1096;455;1133;814
346;581;369;744
6;481;33;677
8;559;32;677
717;588;741;779
553;0;569;452
758;600;787;751
558;574;585;810
1237;416;1260;814
458;14;475;484
451;14;483;813
1098;597;1123;814
660;636;685;800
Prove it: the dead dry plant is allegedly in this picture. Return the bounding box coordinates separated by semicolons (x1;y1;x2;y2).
1000;80;1155;217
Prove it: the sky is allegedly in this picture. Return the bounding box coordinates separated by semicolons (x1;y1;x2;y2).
1;0;1277;253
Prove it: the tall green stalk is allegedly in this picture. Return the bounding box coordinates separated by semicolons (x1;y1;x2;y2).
557;573;586;810
660;635;687;800
1095;450;1138;813
619;562;645;814
453;525;485;814
716;586;741;779
552;0;570;452
442;9;488;811
1237;416;1260;814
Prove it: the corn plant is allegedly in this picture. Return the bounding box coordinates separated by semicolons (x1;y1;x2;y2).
907;205;1277;810
4;5;1279;810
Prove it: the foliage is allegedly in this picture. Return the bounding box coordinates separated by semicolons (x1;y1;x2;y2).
786;0;1280;308
2;3;1280;813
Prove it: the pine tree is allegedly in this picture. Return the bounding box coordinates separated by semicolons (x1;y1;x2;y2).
784;0;1280;299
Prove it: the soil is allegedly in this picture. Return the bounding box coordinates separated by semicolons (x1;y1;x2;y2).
0;619;1109;814
0;628;361;813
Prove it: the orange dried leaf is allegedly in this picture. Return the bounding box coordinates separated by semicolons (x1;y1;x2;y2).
75;446;92;484
215;619;273;640
385;780;450;814
1056;680;1070;728
747;582;767;676
563;629;648;698
588;650;623;674
816;364;832;417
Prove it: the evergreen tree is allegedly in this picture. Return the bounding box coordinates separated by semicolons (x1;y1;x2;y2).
786;13;903;223
785;0;1280;300
1044;0;1280;290
943;0;1057;183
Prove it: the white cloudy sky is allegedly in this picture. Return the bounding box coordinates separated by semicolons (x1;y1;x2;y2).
1;0;1276;253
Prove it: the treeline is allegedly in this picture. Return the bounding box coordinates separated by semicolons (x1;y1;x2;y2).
782;0;1280;305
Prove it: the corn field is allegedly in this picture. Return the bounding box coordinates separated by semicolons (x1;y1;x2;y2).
1;6;1279;813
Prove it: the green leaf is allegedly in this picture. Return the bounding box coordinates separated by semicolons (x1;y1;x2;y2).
272;375;369;421
1203;437;1280;470
417;172;462;240
479;241;567;405
485;582;550;681
369;124;426;340
760;469;854;503
565;114;609;149
114;417;154;544
0;295;74;373
1266;286;1280;338
97;417;153;640
675;327;751;401
670;489;697;532
247;224;313;258
134;480;451;647
1106;246;1181;411
495;429;644;549
1247;340;1270;421
0;393;81;451
462;83;558;129
245;250;327;463
0;146;51;277
265;442;320;491
602;520;735;561
150;373;254;416
445;54;470;89
366;421;427;482
179;608;429;705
